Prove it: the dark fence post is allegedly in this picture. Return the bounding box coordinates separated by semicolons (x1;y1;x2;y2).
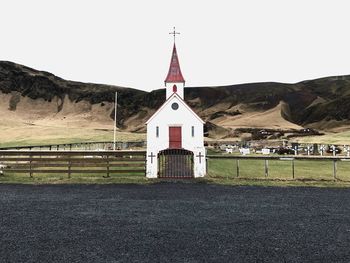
68;155;71;179
292;159;295;179
106;155;110;178
206;157;209;176
29;153;33;178
333;160;337;181
145;152;147;177
264;159;269;177
236;159;240;177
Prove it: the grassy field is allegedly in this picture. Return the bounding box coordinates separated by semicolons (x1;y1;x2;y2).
0;127;146;148
295;130;350;145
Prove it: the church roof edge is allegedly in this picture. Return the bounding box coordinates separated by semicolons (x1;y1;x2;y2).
145;93;205;125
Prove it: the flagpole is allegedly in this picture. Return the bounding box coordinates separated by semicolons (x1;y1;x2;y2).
113;92;117;151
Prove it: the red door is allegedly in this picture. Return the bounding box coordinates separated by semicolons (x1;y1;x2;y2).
169;126;182;149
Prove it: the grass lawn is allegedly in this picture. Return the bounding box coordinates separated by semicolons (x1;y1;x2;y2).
206;158;350;187
1;157;350;187
207;158;350;180
0;172;149;184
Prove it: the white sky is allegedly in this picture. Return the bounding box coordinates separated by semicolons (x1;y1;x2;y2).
1;0;350;92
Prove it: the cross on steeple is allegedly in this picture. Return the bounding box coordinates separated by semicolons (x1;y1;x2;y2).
169;27;180;43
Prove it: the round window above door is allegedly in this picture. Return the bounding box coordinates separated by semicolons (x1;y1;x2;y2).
171;102;179;110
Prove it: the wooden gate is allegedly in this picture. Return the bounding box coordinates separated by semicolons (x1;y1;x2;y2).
158;149;194;178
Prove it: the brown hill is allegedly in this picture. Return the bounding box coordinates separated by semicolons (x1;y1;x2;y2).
1;61;350;143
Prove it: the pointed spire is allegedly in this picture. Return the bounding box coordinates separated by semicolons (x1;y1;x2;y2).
165;43;185;83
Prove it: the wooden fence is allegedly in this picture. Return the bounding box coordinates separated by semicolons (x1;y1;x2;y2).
0;150;146;178
0;141;146;151
207;155;350;181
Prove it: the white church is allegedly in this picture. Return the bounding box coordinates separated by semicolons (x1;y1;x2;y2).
146;35;206;179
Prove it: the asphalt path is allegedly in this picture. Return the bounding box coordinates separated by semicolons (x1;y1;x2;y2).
1;183;350;262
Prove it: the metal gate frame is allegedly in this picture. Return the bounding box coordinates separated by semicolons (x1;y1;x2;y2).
158;149;194;178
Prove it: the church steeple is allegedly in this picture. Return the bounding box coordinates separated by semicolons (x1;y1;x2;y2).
164;43;185;84
165;27;185;100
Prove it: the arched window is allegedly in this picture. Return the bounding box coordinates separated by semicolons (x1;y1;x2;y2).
173;85;177;93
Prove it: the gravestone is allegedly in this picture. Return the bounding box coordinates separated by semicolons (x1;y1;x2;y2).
291;143;299;155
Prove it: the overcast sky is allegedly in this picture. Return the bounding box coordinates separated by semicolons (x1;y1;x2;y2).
1;0;350;91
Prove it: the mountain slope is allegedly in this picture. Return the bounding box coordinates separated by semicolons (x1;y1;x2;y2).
1;61;350;141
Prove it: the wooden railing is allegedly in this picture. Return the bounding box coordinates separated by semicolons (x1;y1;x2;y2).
0;150;146;178
207;155;350;181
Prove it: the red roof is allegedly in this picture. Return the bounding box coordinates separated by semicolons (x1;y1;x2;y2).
165;43;185;83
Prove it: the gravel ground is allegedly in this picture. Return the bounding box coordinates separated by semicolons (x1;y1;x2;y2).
1;183;350;263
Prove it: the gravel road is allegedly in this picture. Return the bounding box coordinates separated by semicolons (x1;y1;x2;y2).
1;183;350;262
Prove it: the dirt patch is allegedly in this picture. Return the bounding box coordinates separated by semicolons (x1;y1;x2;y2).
212;101;302;130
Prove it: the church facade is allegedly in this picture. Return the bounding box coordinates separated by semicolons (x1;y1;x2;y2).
146;42;206;178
